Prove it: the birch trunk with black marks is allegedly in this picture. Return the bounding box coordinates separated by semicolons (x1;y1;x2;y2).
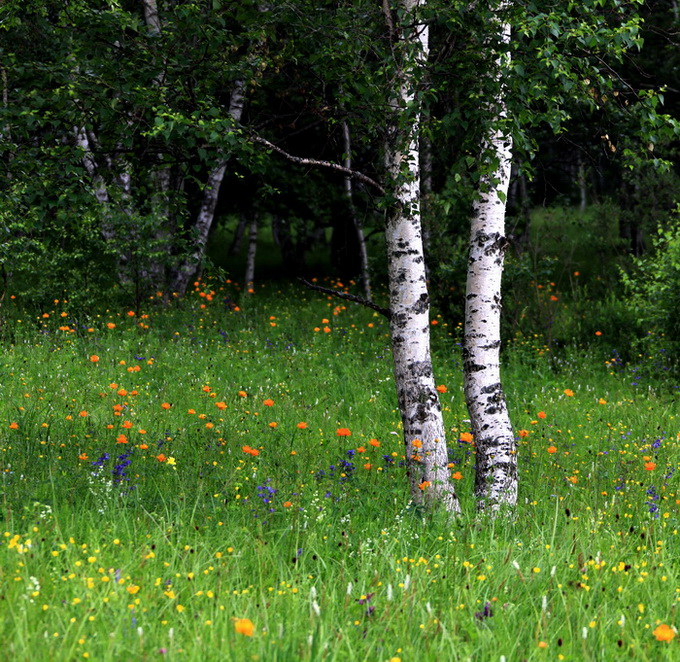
170;81;246;294
384;0;459;513
244;215;258;290
341;120;372;302
463;3;517;511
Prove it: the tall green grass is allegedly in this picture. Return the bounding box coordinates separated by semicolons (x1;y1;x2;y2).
1;280;679;660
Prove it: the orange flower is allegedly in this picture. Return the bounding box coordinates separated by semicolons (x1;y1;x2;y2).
263;399;274;407
563;389;574;397
89;355;99;363
205;422;214;429
9;422;18;430
161;402;171;410
127;310;135;317
356;446;366;453
234;618;255;637
653;624;676;642
283;501;292;508
216;401;227;410
268;422;277;428
116;434;128;444
336;428;351;437
79;410;88;418
418;481;431;490
238;390;247;398
296;422;308;429
595;331;602;336
188;409;196;415
139;443;149;450
117;389;128;397
537;411;547;419
518;429;529;438
412;439;423;449
459;432;473;443
436;385;447;393
363;462;372;470
323;326;331;333
78;453;89;461
451;471;463;480
369;438;380;447
122;420;133;429
567;476;578;484
107;322;116;330
202;385;211;393
157;454;167;462
645;462;657;471
550;295;559;302
547;446;557;454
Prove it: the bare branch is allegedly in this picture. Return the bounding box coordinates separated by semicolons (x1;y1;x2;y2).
249;134;385;195
298;278;391;320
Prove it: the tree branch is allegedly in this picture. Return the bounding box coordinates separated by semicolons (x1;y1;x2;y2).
249;134;385;195
298;278;391;320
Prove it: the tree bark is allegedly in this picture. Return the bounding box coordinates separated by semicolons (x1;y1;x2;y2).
170;80;246;294
463;1;517;512
244;214;258;289
384;0;459;513
341;119;372;301
142;0;161;36
229;213;248;255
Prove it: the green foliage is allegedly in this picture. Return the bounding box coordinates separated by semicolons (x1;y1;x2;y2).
0;181;119;312
622;205;680;361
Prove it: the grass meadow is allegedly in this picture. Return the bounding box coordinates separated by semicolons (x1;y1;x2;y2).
1;278;679;661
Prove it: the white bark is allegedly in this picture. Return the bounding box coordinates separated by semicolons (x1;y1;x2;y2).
341;119;372;301
463;3;517;511
384;0;459;513
244;215;258;289
75;127;111;209
142;0;161;36
170;81;246;294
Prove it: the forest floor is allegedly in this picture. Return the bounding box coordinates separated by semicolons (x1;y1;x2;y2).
1;279;679;660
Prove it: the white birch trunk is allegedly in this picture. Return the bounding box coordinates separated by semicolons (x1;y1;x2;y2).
384;0;459;513
170;81;246;294
341;120;372;302
244;215;258;289
142;0;161;36
463;4;517;511
75;127;111;209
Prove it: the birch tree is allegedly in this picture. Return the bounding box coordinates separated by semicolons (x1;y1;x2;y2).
383;0;459;512
463;1;516;511
341;119;372;302
169;80;246;294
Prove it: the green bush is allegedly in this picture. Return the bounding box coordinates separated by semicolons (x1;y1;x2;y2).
622;205;680;361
